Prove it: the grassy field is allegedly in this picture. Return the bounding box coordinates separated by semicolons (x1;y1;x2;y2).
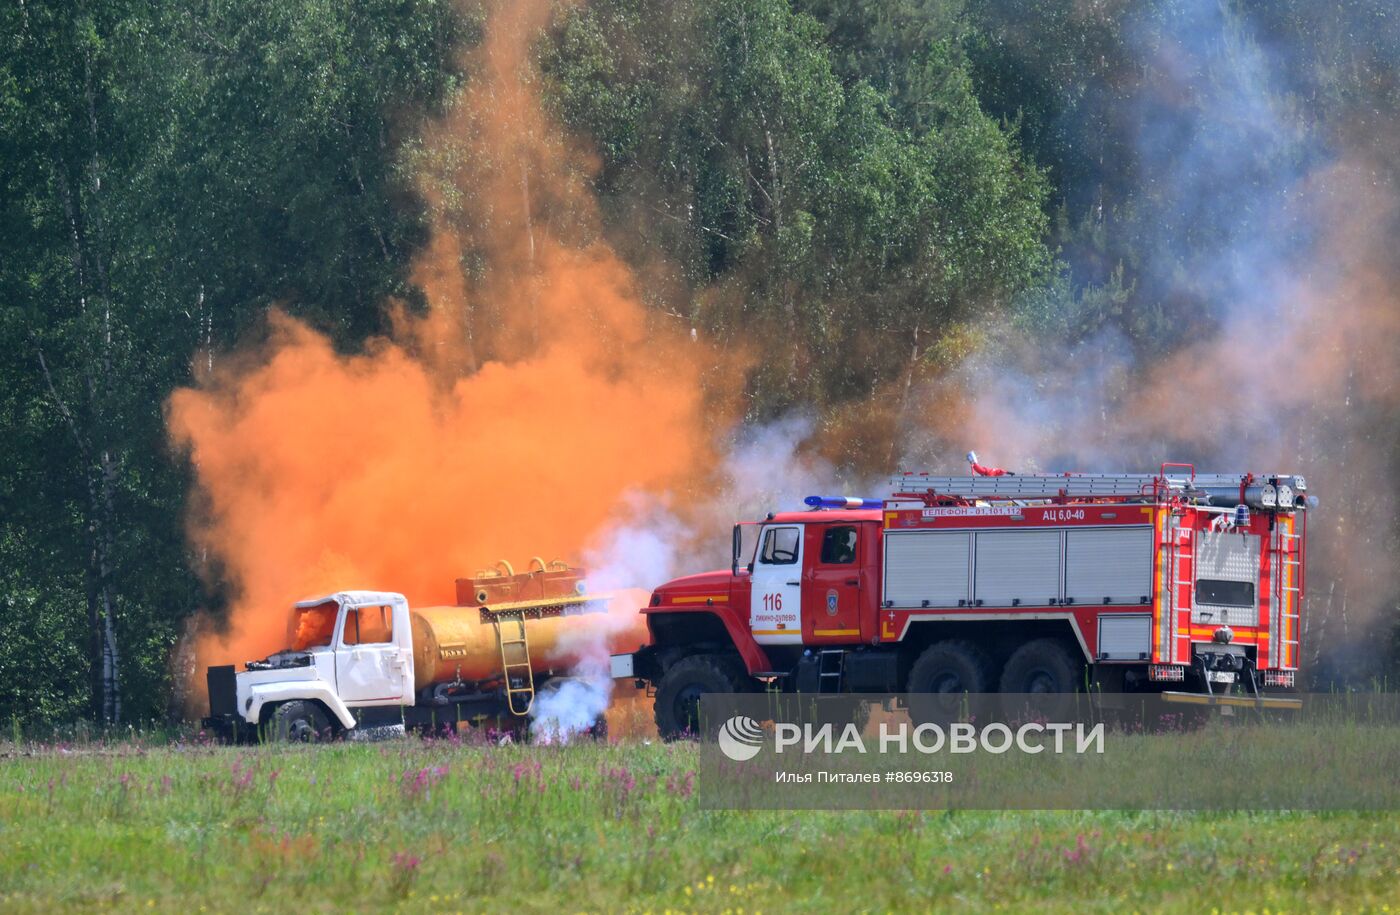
2;726;1400;914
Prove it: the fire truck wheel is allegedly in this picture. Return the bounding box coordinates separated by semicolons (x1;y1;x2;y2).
998;639;1083;721
654;653;750;741
906;640;992;724
268;700;333;743
998;638;1082;694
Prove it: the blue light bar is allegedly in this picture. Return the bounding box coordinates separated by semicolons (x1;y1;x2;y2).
804;495;883;510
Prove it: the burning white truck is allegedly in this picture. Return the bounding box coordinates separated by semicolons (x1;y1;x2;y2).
202;561;621;742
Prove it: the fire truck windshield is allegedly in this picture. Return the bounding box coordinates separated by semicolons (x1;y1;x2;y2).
290;602;338;650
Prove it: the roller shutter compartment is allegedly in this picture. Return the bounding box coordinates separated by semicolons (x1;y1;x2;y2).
883;531;970;608
973;530;1061;607
1064;527;1153;606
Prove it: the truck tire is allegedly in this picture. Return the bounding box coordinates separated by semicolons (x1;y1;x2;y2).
906;640;992;724
654;653;751;741
998;638;1083;721
268;700;333;743
999;638;1082;694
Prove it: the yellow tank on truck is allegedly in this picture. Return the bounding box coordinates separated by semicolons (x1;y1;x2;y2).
409;605;595;692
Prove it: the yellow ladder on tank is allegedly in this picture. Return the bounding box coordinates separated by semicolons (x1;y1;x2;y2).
493;611;535;715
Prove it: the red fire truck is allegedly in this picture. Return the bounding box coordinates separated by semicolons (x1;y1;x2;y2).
610;460;1310;737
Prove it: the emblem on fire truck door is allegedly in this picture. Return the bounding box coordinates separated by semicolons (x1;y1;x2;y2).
826;589;839;616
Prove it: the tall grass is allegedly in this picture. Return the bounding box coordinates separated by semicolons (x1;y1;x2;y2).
1;731;1398;912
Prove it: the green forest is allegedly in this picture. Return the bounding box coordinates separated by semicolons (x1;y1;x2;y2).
3;0;1398;726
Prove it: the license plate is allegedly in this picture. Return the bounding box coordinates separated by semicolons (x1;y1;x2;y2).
1207;670;1236;684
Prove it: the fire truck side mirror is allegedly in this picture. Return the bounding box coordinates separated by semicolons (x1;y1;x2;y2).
731;524;742;577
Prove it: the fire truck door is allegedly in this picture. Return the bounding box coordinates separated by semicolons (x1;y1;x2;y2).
750;524;804;645
803;523;863;642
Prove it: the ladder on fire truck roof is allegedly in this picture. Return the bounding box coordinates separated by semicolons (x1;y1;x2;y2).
887;467;1307;505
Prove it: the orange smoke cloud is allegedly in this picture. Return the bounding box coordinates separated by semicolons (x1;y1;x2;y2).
169;0;730;680
169;304;699;663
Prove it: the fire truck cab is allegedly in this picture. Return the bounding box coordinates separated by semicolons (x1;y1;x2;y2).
612;464;1310;738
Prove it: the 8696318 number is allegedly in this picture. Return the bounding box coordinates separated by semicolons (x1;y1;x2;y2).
885;771;954;783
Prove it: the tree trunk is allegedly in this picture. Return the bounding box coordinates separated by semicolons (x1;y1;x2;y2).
519;162;540;350
42;45;125;723
97;448;121;723
886;327;922;466
82;49;122;723
38;326;121;724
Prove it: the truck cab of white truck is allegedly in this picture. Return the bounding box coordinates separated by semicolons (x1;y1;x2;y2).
204;590;414;742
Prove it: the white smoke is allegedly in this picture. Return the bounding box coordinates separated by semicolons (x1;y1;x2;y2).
531;414;877;739
529;670;610;744
721;414;839;517
940;0;1315;474
584;413;880;585
582;491;690;593
942;326;1146;473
